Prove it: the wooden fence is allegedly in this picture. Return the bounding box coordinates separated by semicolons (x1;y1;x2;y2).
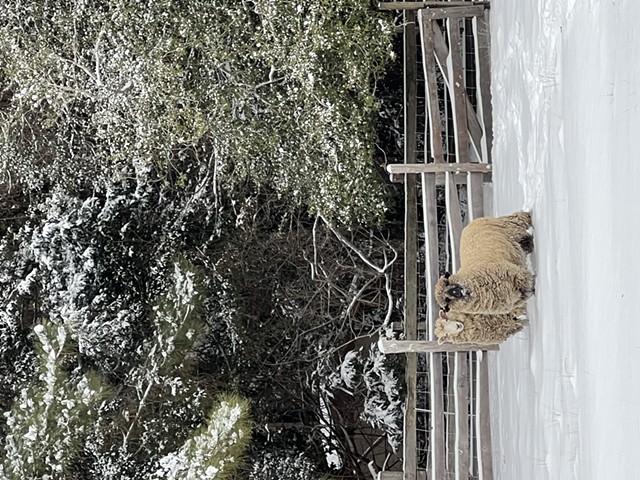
377;2;493;480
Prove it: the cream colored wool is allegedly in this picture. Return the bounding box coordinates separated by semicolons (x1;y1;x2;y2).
435;211;534;314
434;307;526;345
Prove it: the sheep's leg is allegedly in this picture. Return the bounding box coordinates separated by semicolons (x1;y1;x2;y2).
508;321;525;336
511;302;528;319
514;269;535;302
519;233;534;254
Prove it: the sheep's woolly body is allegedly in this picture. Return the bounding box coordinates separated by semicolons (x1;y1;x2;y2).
436;211;534;314
435;308;526;345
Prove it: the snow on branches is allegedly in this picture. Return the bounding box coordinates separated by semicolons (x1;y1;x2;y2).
151;395;251;480
2;323;109;479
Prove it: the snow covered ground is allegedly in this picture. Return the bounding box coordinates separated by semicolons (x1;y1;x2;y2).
489;1;640;479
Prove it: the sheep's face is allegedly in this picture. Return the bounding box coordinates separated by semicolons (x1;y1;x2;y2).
435;275;470;309
435;311;464;344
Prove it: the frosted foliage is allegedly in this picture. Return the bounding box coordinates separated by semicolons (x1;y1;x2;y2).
127;258;202;391
4;190;143;365
2;323;106;479
329;345;402;450
361;345;402;450
150;399;250;480
339;350;359;389
249;452;320;480
0;183;212;376
0;0;394;224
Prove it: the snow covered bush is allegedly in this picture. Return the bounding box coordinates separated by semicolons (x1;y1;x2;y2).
0;184;252;476
359;344;403;450
316;340;403;453
0;0;395;224
151;395;251;480
1;322;110;479
0;189;154;375
248;451;321;480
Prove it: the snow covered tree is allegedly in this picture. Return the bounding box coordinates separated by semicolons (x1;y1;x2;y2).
0;186;255;476
151;395;251;480
0;0;395;224
0;180;404;478
1;322;110;479
0;1;407;476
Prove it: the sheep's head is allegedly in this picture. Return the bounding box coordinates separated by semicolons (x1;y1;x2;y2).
435;310;464;344
435;274;470;309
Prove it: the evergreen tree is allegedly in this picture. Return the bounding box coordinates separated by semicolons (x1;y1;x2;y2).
0;0;395;224
1;322;110;479
0;1;404;477
151;395;251;480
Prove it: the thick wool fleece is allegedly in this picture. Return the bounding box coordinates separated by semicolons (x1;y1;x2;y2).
435;211;534;314
434;307;526;345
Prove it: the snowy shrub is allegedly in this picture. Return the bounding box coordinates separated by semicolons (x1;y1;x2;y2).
1;322;110;480
0;0;394;224
330;343;403;451
94;255;214;475
150;395;251;480
360;344;403;450
0;189;153;374
248;451;321;480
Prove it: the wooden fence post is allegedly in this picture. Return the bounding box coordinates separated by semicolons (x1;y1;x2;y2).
403;9;418;480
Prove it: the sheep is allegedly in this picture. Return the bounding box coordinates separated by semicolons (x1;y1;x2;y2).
435;211;534;314
434;308;527;345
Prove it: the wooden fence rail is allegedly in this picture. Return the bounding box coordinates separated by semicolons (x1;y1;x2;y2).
379;339;499;353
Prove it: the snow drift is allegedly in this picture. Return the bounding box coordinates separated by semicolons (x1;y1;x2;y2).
490;1;640;479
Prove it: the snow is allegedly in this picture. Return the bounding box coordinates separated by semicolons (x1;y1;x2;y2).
490;1;640;479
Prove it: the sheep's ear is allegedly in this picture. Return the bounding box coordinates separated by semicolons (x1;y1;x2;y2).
438;310;447;320
437;336;448;345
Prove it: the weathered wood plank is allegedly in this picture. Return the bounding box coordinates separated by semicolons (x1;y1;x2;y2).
477;355;494;480
429;355;445;480
393;321;425;332
454;353;470;480
468;352;478;478
420;174;439;337
412;5;485;20
418;12;444;164
468;172;485;220
379;1;489;10
378;471;428;480
445;172;464;271
403;11;418;480
404;351;418;480
446;17;470;164
390;171;493;184
379;339;499;354
420;172;446;479
473;12;493;163
405;11;418;169
431;23;485;163
388;163;492;175
445;353;455;473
